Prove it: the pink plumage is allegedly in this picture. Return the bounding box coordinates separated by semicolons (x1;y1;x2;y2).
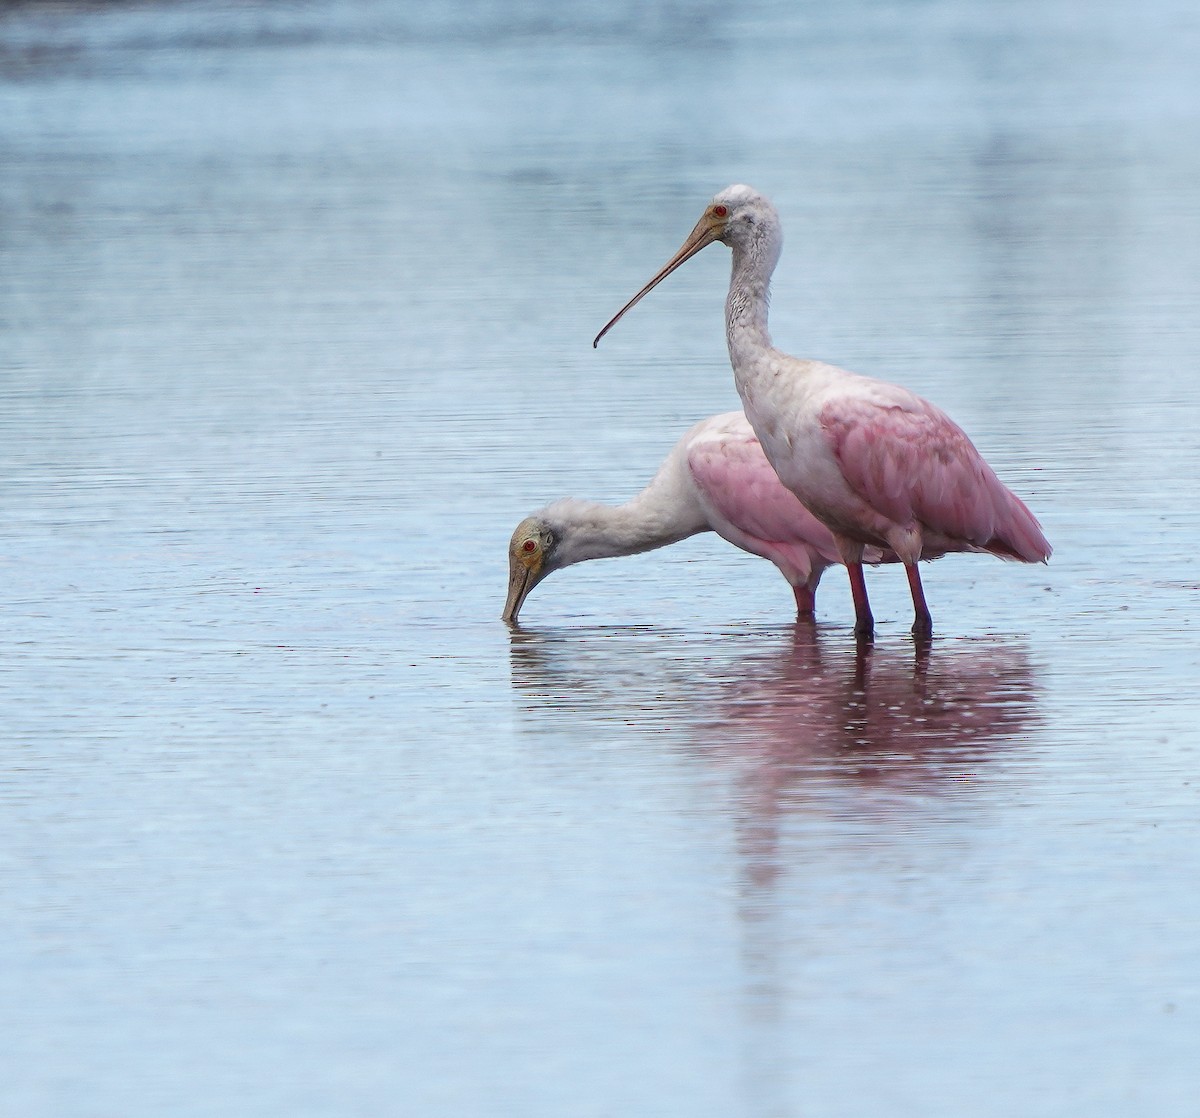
821;389;1049;563
687;414;848;613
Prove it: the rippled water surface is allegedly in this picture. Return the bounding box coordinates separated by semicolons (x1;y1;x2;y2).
3;1;1199;1114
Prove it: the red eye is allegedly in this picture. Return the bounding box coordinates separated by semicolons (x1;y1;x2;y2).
522;540;537;552
713;204;728;217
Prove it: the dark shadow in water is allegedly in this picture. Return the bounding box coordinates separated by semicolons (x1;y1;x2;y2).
510;622;1043;1117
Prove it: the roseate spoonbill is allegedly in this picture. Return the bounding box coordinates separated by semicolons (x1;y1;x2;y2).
503;411;891;624
594;185;1051;639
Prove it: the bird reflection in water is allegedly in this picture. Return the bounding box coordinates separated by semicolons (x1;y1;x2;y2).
508;622;1043;899
509;625;1042;1115
509;624;1040;785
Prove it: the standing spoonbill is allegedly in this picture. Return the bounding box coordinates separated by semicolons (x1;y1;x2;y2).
594;185;1051;639
503;411;892;624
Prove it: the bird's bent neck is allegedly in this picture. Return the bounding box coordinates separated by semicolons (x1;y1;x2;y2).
725;233;779;370
544;452;707;568
549;496;700;567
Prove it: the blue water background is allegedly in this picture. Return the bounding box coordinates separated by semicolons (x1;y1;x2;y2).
2;1;1199;1114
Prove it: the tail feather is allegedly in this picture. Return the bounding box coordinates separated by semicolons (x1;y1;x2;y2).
987;490;1052;563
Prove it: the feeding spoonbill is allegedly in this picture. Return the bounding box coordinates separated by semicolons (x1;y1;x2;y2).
594;185;1051;639
503;411;892;624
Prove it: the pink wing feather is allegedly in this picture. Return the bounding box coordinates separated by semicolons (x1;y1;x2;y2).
821;393;1051;562
687;424;843;580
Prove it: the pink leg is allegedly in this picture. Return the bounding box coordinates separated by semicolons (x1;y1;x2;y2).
846;561;874;640
906;562;933;638
792;584;816;617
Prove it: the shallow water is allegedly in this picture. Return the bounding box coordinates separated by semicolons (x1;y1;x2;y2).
2;1;1199;1114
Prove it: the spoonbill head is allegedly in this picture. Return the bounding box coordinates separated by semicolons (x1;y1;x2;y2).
594;185;781;348
504;516;559;624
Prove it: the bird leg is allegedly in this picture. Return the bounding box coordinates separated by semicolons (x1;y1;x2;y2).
792;585;816;617
845;561;875;640
792;568;820;618
905;563;933;638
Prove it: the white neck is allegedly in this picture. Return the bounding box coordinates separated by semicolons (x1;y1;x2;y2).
543;449;708;569
725;223;781;369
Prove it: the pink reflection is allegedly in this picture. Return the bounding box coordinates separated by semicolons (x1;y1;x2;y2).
695;625;1039;787
510;624;1041;848
509;624;1043;1048
681;626;1042;897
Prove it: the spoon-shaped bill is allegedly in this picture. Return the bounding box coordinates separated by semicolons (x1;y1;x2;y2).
593;208;726;348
